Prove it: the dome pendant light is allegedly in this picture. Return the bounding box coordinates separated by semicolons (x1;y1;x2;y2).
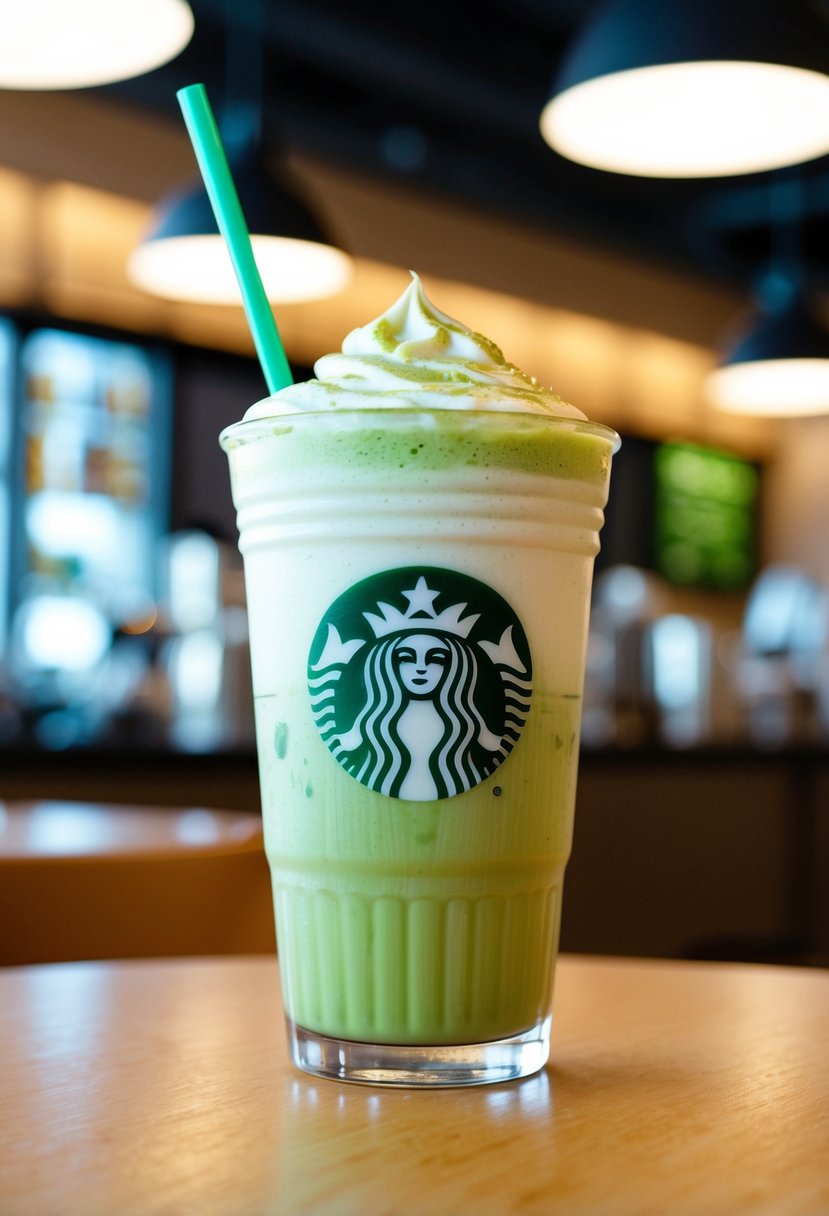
0;0;194;90
128;0;351;307
705;271;829;416
540;0;829;178
128;108;352;305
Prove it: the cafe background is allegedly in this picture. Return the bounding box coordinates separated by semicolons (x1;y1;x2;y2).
1;0;828;966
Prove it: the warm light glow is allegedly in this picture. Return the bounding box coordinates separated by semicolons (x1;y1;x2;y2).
0;0;194;89
541;61;829;177
706;359;829;416
127;234;353;304
120;606;158;635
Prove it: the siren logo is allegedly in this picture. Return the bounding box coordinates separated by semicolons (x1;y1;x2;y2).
307;567;532;801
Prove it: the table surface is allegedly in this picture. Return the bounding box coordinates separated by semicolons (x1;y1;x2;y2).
0;800;264;861
2;955;828;1216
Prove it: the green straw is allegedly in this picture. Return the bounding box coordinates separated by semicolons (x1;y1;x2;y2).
177;83;293;394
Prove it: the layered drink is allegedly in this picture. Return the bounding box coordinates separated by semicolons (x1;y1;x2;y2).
221;274;617;1084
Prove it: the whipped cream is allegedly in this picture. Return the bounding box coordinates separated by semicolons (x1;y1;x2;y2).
243;274;587;421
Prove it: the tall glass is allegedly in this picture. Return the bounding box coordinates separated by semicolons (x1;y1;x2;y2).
221;406;617;1086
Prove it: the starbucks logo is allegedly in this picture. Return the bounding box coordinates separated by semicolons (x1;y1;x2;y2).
307;567;532;801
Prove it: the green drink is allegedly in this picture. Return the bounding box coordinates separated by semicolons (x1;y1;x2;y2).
221;277;617;1085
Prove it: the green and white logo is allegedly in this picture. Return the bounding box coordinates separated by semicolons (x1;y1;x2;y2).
307;567;532;801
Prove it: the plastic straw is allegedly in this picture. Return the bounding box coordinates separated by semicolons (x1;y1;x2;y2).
177;83;293;394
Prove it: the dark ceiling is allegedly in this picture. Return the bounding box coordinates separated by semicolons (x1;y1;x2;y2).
105;0;829;297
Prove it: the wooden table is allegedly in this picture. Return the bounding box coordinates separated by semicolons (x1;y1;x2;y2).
2;955;827;1216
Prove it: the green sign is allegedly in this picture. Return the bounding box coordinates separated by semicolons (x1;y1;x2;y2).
654;442;758;589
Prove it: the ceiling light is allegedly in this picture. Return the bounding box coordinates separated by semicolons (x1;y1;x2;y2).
128;137;352;305
705;278;829;416
540;0;829;177
0;0;194;90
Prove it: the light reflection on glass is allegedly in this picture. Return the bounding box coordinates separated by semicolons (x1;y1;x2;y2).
276;1063;554;1213
484;1069;552;1118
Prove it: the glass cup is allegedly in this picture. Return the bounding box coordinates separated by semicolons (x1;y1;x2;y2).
220;406;617;1086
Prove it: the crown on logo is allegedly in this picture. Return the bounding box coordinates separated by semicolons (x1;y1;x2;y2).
363;576;480;640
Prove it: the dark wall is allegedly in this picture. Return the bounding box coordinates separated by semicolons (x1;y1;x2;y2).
169;348;267;542
169;348;314;542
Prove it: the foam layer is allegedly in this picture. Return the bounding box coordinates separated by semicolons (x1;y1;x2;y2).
242;273;588;421
223;408;617;491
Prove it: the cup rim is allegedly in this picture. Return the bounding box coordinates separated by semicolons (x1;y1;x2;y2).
219;407;621;453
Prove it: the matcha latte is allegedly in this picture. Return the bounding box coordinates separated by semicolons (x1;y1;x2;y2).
221;275;617;1085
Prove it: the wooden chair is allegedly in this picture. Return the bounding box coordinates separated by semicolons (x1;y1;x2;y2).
0;800;276;965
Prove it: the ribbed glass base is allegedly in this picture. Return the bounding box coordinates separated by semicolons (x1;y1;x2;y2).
286;1015;551;1088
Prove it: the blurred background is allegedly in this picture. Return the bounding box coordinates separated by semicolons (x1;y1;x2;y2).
1;0;828;966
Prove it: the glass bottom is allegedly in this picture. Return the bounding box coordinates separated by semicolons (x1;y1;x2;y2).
286;1015;552;1088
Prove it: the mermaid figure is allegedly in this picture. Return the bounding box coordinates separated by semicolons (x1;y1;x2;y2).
330;631;505;800
309;575;532;802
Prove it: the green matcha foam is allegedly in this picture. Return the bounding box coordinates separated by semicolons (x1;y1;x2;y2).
242;273;590;421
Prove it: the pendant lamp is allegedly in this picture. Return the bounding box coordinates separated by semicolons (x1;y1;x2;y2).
705;272;829;416
540;0;829;177
128;0;352;308
127;112;352;305
0;0;193;90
